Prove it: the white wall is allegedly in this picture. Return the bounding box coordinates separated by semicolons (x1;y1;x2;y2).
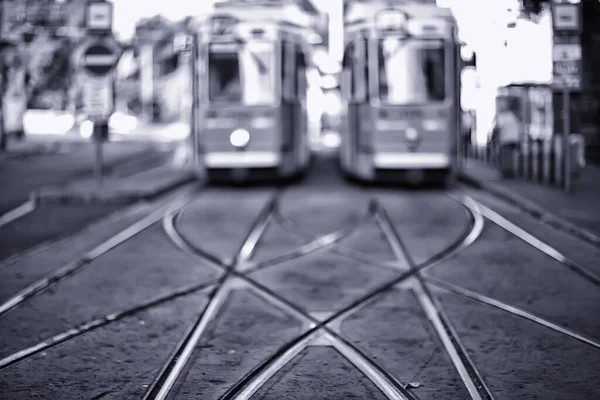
437;0;553;144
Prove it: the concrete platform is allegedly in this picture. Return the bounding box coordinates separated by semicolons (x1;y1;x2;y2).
30;166;196;205
460;158;600;247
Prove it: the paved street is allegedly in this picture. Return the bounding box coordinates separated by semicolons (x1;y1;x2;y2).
0;155;598;399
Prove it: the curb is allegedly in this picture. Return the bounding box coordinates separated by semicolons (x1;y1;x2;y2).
0;144;62;162
30;173;195;206
458;172;600;249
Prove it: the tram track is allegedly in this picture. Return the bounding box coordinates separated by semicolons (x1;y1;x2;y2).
0;279;220;371
274;209;405;272
450;192;600;288
432;192;600;347
158;193;482;400
425;277;600;351
375;202;494;400
0;184;201;319
455;178;600;251
1;180;599;399
143;189;281;400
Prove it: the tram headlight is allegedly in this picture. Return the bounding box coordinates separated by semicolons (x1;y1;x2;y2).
230;129;250;148
404;127;421;149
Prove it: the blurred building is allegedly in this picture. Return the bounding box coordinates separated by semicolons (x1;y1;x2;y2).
1;0;87;39
121;15;195;123
122;0;328;124
1;0;88;110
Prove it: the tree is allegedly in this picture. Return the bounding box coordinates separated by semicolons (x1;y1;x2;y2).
519;0;551;19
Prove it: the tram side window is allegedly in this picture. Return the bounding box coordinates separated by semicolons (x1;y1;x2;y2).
378;39;446;104
209;42;277;105
356;38;368;101
342;43;356;98
295;47;306;101
209;47;242;103
281;41;295;102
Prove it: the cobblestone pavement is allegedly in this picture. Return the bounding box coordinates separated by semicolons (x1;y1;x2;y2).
0;159;598;399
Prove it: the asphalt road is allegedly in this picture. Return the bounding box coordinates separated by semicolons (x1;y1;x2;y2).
0;154;598;399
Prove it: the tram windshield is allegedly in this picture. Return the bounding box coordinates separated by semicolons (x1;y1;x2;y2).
208;41;277;106
378;38;446;105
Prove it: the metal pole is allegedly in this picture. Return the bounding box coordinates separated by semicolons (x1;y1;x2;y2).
0;47;5;151
563;82;571;192
140;44;154;123
94;123;104;189
190;33;200;170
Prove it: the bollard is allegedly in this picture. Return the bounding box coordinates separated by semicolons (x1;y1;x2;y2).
553;136;563;187
569;133;586;181
562;85;571;192
522;139;530;179
542;139;552;184
92;121;109;189
532;140;539;182
512;144;519;178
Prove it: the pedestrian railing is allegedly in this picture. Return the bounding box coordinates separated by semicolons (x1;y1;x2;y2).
466;134;586;191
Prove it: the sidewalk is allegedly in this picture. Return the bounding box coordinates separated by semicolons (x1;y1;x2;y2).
31;165;196;205
460;158;600;246
0;141;67;161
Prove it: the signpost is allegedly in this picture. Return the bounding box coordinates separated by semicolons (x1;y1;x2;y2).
551;0;582;192
552;36;582;91
79;0;119;189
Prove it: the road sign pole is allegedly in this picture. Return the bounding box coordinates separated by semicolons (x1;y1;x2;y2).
80;0;119;190
0;46;6;151
94;130;104;189
191;33;200;170
562;81;571;192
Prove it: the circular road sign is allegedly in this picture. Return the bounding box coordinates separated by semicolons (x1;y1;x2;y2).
81;40;120;76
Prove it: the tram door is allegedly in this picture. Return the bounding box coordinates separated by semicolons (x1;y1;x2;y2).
340;37;368;170
281;40;308;167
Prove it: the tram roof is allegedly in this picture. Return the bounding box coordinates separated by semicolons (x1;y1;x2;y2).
212;0;323;30
203;6;322;44
344;0;456;25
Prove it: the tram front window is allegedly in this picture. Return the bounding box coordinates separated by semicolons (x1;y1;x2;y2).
208;42;276;106
378;38;446;105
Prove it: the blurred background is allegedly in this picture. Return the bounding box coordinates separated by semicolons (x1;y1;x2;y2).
0;0;599;162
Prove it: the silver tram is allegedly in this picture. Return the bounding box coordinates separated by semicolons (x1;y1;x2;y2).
194;4;314;182
340;0;464;185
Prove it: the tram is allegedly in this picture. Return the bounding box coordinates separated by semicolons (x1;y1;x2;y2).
195;3;315;182
340;0;463;185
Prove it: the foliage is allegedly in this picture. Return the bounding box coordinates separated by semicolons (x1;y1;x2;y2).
519;0;551;19
25;33;75;109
